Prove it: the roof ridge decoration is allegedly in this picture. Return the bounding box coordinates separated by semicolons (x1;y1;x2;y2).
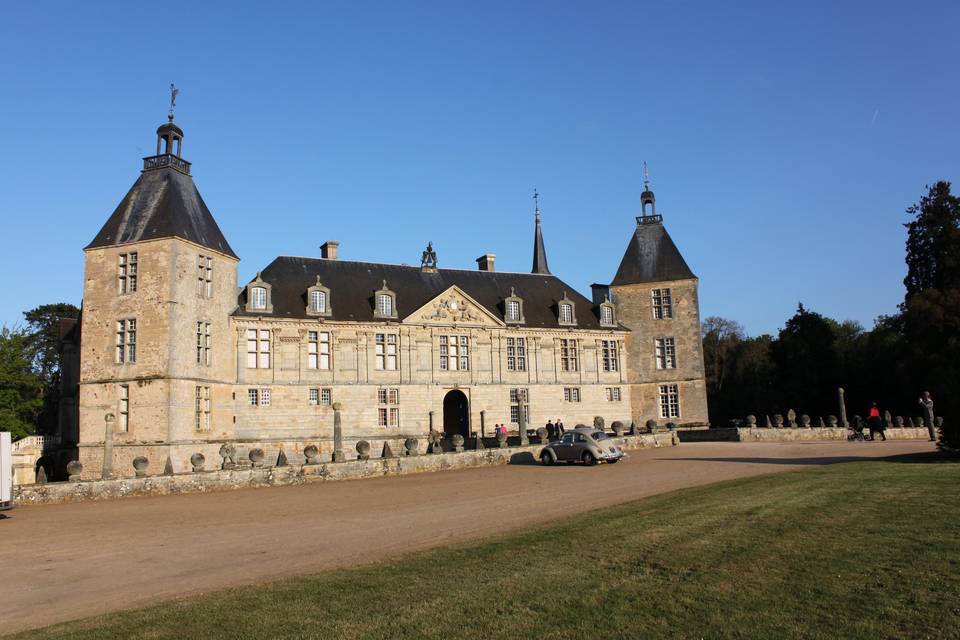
403;285;504;328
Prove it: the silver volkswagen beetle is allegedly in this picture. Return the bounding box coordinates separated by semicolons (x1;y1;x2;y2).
540;427;626;465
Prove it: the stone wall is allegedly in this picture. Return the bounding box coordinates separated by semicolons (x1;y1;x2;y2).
678;427;932;443
14;433;677;505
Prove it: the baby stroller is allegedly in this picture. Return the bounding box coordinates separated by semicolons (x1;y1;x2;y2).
847;416;867;441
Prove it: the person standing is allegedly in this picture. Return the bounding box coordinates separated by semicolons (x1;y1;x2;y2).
545;419;555;440
919;392;937;442
556;418;565;437
867;402;886;441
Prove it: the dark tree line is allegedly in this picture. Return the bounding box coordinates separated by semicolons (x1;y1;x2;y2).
704;181;960;448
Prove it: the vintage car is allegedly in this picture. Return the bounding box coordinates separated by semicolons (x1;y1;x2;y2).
540;427;625;465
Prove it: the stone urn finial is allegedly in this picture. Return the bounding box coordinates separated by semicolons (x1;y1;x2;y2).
772;414;784;428
248;448;265;468
536;426;548;443
611;421;625;436
219;443;237;470
132;456;149;478
894;416;905;428
190;453;205;473
451;434;465;453
745;415;757;428
356;440;371;460
826;415;838;428
646;419;658;434
303;444;320;465
786;409;797;428
66;460;83;482
593;416;605;431
404;438;419;456
799;414;811;428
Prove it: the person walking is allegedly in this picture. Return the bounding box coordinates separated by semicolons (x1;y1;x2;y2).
545;419;555;441
555;418;565;437
919;392;937;441
867;402;886;441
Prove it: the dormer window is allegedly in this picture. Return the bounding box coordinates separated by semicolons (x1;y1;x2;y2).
374;280;398;320
306;276;332;317
599;297;616;328
504;287;525;325
245;273;273;313
557;292;577;327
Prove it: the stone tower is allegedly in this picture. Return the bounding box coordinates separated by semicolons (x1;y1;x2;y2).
76;114;239;478
604;177;709;427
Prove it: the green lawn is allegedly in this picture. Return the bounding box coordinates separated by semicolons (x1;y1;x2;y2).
13;454;960;640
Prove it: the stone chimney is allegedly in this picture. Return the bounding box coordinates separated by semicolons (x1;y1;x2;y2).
321;241;339;260
590;283;610;305
476;254;496;272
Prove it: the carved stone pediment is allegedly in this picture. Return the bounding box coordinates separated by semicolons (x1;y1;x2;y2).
403;286;503;327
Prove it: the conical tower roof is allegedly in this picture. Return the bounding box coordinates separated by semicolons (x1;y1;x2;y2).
611;217;695;286
85;116;237;259
531;191;550;274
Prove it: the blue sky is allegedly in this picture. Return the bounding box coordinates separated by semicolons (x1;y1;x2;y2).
1;1;957;336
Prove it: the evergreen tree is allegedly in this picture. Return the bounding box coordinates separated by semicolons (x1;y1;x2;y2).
903;181;960;299
0;327;44;440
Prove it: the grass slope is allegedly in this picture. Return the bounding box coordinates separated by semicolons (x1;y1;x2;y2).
12;455;960;639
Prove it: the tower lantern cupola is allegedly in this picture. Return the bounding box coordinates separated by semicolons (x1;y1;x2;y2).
640;161;657;218
143;84;191;175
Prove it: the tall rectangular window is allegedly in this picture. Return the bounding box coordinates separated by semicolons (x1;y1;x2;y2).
195;386;210;431
600;305;614;325
563;387;581;402
247;388;259;406
601;340;619;372
246;329;270;368
307;331;330;370
118;384;129;432
375;333;397;370
506;300;521;322
605;387;622;402
116;319;136;363
652;288;673;319
197;255;213;298
659;384;680;419
377;294;393;317
560;339;578;372
509;388;529;424
655;337;677;369
118;252;137;294
310;290;327;314
439;335;470;371
378;388;399;427
309;388;319;405
506;337;526;371
259;388;271;406
196;322;211;365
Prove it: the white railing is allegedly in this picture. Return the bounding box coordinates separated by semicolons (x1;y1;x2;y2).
12;435;59;453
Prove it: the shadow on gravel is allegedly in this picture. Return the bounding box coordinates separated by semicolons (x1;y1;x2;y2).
508;452;538;465
658;450;952;466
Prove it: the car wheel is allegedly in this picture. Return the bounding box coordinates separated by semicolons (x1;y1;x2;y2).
582;451;597;466
607;458;619;464
540;451;554;466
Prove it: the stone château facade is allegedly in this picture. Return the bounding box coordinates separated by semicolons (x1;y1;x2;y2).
62;113;708;479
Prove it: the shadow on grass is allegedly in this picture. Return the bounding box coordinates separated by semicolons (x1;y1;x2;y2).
658;450;952;466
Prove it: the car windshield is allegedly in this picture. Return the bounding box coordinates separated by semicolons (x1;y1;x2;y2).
591;432;610;441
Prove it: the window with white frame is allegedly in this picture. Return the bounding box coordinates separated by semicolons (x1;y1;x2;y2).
378;388;399;427
247;388;259;406
308;331;330;369
196;322;211;365
509;388;529;424
655;337;677;369
309;388;319;405
659;384;680;419
652;288;673;319
605;387;622;402
600;304;614;326
439;335;470;371
563;387;581;402
601;340;619;372
118;252;137;294
506;300;521;322
560;338;578;372
375;333;397;370
197;255;212;298
559;302;574;324
308;388;332;406
118;384;129;432
116;319;136;363
320;388;331;406
246;329;271;368
310;290;327;314
250;286;268;310
259;388;271;406
195;386;210;431
506;337;526;371
377;293;393;317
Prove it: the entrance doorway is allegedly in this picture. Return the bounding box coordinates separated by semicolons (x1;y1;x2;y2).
442;390;470;439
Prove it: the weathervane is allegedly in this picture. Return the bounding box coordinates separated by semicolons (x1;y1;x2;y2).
642;161;650;191
533;188;540;217
168;83;179;120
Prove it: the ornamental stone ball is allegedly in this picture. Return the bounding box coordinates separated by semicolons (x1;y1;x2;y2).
773;414;784;428
800;414;811;428
190;453;205;473
496;430;508;448
745;415;757;427
786;409;797;428
612;421;625;436
914;416;924;428
248;448;265;468
303;445;320;465
356;440;371;460
593;416;605;431
894;416;905;428
66;460;83;481
827;415;838;427
646;419;658;433
404;438;419;456
536;426;548;442
132;456;149;478
219;443;237;470
451;434;465;453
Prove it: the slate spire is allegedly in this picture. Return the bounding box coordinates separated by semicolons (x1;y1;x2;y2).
531;189;550;275
86;106;237;259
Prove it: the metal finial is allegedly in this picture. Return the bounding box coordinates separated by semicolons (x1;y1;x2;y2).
533;188;541;221
642;161;650;191
169;83;179;121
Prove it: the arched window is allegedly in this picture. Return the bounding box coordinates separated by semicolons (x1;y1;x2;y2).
599;296;616;327
557;292;577;327
245;273;273;313
306;276;332;317
251;287;267;310
504;287;525;325
373;280;398;320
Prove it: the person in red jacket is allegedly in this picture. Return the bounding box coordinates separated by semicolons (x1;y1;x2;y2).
867;402;886;441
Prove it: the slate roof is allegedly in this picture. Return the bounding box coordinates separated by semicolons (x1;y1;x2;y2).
85;166;237;259
610;217;695;286
234;257;618;330
532;214;550;274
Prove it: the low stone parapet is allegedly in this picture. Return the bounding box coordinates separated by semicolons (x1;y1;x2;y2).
679;427;932;443
13;432;677;506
